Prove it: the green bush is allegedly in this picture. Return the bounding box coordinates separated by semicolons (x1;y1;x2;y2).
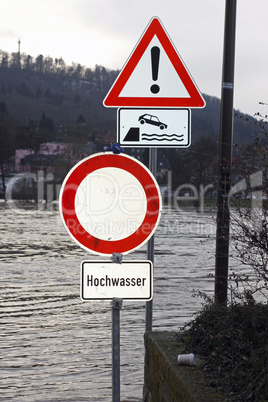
178;297;268;401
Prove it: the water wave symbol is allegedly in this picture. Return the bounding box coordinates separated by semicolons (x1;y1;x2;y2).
142;133;184;141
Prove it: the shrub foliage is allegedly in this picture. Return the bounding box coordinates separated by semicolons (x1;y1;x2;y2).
179;296;268;401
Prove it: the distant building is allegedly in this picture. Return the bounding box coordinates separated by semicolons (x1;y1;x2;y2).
14;141;97;173
14;142;66;172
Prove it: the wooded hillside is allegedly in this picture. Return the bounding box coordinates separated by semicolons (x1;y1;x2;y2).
0;49;256;147
0;49;264;197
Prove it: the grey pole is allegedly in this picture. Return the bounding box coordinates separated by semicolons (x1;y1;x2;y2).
111;298;123;402
145;148;157;332
215;0;237;304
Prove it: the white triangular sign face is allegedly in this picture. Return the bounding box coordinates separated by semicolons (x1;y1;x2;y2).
104;17;205;108
119;36;190;99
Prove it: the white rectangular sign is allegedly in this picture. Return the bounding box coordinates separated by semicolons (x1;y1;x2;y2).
81;260;153;301
117;108;190;148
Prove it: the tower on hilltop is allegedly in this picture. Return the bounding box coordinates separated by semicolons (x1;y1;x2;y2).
18;38;21;69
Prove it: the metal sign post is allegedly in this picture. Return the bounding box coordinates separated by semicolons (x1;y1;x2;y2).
146;148;157;332
111;298;123;402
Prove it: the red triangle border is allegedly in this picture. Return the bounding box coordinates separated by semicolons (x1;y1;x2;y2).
104;17;205;108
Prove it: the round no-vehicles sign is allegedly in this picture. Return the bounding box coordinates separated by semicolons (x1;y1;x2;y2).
59;152;162;256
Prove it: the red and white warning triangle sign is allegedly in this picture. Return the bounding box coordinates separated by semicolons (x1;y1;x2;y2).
104;17;205;108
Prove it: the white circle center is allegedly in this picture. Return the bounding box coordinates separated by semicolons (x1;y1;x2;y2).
75;167;147;241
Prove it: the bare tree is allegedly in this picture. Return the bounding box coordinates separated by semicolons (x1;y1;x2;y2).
229;103;268;301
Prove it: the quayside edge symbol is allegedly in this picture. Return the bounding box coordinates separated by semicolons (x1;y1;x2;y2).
122;128;184;142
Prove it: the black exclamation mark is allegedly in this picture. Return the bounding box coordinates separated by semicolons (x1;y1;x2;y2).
150;46;160;94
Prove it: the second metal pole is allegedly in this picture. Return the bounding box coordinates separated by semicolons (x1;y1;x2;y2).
145;148;157;332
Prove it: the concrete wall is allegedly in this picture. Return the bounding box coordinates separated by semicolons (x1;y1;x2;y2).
143;331;226;402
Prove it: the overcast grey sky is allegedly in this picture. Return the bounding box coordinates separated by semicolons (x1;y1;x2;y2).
1;0;268;117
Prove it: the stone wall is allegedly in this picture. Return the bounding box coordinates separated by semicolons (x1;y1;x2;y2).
143;331;226;402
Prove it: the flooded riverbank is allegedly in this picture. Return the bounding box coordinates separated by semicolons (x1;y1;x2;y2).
0;202;216;401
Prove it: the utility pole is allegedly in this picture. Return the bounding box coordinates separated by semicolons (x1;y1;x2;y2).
215;0;237;304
